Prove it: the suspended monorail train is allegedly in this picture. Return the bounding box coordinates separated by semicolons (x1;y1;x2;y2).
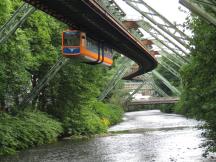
62;30;113;66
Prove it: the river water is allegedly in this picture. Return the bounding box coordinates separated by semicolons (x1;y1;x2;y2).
0;110;215;162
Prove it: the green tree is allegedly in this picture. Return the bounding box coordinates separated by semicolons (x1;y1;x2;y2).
177;16;216;154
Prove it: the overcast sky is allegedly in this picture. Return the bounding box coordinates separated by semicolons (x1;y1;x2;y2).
115;0;191;51
116;0;189;24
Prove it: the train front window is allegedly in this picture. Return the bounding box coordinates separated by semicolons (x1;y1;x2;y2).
63;32;80;46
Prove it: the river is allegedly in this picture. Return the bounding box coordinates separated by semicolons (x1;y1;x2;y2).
0;110;214;162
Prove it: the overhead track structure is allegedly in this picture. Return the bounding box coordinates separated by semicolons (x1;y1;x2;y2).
0;2;36;44
20;56;68;108
152;40;187;66
152;70;181;96
0;0;182;104
124;0;190;49
137;21;189;63
125;80;147;103
179;0;216;26
98;57;133;101
24;0;157;80
125;74;169;104
122;19;188;62
118;0;192;98
121;20;183;80
158;61;181;79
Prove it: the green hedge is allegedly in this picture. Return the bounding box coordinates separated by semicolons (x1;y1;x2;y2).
0;111;63;155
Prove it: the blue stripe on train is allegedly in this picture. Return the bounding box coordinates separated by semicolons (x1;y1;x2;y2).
63;48;80;54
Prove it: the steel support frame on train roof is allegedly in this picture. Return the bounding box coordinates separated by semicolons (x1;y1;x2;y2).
24;0;157;79
179;0;216;26
124;0;190;48
0;2;36;44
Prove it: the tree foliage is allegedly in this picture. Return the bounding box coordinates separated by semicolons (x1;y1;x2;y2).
177;16;216;154
0;0;123;155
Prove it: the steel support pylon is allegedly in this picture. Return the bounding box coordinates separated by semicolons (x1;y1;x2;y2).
0;3;36;44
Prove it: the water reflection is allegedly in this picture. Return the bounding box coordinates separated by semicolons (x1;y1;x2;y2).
0;110;214;162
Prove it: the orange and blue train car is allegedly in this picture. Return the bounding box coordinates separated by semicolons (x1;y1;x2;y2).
62;30;113;66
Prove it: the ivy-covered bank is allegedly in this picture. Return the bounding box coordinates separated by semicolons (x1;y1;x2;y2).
0;0;123;155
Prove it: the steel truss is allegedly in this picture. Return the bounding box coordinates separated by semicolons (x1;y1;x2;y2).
98;57;133;101
152;70;181;96
1;0;184;104
0;2;36;44
124;0;190;48
125;74;169;103
179;0;216;26
20;57;68;109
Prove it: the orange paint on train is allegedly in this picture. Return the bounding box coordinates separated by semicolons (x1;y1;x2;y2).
62;30;113;66
81;48;113;65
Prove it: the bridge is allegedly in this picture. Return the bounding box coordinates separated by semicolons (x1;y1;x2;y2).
0;0;214;108
128;97;179;105
24;0;157;79
125;97;179;111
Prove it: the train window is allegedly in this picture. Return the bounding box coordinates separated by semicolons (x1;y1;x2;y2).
87;38;98;53
63;32;80;46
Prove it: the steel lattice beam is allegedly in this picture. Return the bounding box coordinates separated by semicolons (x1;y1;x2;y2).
137;20;188;55
152;70;181;95
159;61;181;79
0;3;36;44
98;57;134;101
137;21;189;63
124;0;190;48
20;56;68;109
179;0;216;26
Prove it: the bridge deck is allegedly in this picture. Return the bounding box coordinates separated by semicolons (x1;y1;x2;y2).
24;0;157;79
129;97;179;105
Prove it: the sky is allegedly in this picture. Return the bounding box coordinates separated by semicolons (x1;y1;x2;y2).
115;0;191;53
115;0;189;24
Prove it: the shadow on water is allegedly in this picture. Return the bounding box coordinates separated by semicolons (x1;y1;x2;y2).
0;110;215;162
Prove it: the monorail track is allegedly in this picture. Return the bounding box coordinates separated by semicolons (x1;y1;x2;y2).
24;0;157;79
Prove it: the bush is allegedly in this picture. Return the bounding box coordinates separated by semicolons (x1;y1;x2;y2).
63;100;124;136
63;107;107;136
89;100;124;126
0;111;63;155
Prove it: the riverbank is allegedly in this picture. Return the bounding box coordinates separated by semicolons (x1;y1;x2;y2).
0;102;123;156
1;110;213;162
